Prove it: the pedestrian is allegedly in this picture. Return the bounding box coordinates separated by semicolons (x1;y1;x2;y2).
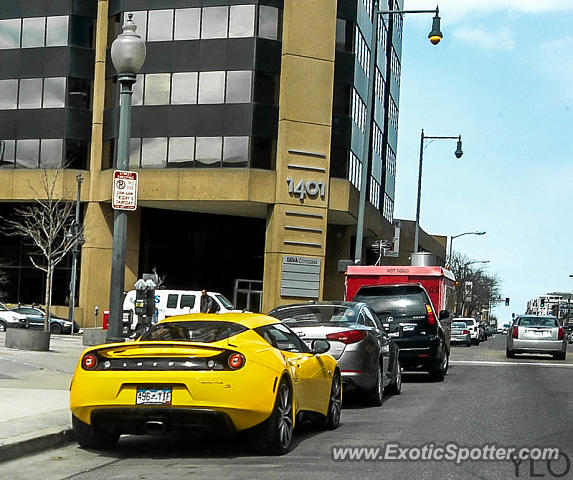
200;289;213;313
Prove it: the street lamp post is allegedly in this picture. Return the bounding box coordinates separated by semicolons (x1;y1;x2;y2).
68;174;83;335
353;2;443;264
413;130;463;253
448;230;486;267
107;14;146;343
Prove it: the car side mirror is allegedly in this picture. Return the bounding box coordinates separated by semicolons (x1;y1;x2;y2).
439;310;449;320
311;339;330;354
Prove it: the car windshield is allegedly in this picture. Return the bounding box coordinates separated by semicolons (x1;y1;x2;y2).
517;317;559;327
214;294;234;310
0;302;7;311
354;286;428;316
457;319;475;326
139;321;247;342
269;305;359;326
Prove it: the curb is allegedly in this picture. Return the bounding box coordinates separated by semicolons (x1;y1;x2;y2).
0;427;74;463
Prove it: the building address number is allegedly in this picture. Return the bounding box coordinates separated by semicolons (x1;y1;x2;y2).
286;177;326;200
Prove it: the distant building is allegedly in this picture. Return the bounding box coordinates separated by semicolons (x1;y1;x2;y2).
527;292;573;324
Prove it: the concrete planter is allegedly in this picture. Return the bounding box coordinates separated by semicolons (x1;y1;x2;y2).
82;328;109;346
5;328;51;351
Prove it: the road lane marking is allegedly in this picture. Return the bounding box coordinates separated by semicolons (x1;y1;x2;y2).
451;360;573;368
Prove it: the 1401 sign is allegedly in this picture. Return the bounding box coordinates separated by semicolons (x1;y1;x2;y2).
286;177;326;200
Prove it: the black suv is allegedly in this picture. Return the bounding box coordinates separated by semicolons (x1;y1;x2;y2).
353;283;450;381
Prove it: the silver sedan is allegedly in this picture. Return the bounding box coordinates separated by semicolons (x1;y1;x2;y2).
506;315;567;360
451;321;471;347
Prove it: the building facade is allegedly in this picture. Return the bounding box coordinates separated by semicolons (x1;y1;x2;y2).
0;0;403;324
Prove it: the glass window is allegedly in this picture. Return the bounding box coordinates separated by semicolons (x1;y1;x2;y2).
46;16;68;46
168;137;194;167
0;79;18;109
16;139;40;168
141;137;167;167
174;8;200;40
0;19;21;49
229;5;255;38
195;137;222;167
129;11;147;41
226;71;252;103
201;7;228;39
147;10;173;42
259;6;278;40
223;137;249;167
43;77;66;108
198;71;225;104
171;72;197;104
129;138;141;168
65;139;88;169
69;15;92;48
68;78;90;109
0;140;16;168
132;74;144;106
180;295;196;309
18;78;43;109
166;294;178;308
22;17;45;48
40;139;63;168
144;73;170;105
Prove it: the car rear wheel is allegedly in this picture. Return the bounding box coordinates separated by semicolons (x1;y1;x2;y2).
466;340;471;347
0;320;6;332
72;415;119;451
262;379;294;455
50;323;62;335
385;358;402;395
552;351;566;360
506;348;516;359
429;350;448;381
366;364;384;406
320;370;342;430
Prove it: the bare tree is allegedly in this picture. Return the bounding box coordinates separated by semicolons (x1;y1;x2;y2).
2;170;84;331
0;260;9;301
450;252;501;318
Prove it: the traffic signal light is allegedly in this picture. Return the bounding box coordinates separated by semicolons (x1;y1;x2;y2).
505;297;510;306
540;298;545;307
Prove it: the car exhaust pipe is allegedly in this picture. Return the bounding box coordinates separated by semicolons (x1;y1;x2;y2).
145;420;166;435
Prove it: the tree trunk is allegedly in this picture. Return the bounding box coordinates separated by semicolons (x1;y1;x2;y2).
44;264;53;332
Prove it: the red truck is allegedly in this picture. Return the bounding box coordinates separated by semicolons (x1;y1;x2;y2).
345;265;456;380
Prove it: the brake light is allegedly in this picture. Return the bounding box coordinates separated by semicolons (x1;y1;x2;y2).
326;330;367;344
81;353;98;370
228;353;245;370
512;326;519;339
462;330;469;335
425;304;436;326
558;327;564;340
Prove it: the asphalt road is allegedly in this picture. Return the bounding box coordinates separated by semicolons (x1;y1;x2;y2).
3;335;573;480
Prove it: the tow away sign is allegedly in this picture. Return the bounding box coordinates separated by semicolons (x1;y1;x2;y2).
112;170;138;211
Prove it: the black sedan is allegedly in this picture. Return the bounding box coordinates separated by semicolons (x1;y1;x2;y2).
11;306;80;334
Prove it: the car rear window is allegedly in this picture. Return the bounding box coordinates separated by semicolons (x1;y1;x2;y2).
517;317;559;327
269;305;360;326
139;321;247;342
452;322;467;328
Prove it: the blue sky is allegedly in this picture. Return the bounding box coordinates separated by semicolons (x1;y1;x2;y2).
394;1;573;322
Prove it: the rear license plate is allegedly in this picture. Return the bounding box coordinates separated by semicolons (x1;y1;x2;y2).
136;386;172;405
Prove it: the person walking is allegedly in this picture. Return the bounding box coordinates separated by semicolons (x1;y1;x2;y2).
200;289;213;313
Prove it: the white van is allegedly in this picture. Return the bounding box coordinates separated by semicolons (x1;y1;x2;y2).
123;289;240;323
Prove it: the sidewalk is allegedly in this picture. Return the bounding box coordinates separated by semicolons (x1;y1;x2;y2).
0;332;86;462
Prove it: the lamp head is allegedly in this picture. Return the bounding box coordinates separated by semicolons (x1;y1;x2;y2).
428;8;443;45
111;13;146;75
454;136;463;158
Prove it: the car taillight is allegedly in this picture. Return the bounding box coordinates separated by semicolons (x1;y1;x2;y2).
81;353;98;370
512;326;519;339
228;353;245;370
425;304;436;326
463;329;469;335
326;330;367;344
558;327;564;340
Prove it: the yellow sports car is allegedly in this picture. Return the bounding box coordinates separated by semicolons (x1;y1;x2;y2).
70;312;341;454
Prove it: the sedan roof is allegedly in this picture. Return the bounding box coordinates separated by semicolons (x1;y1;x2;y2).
158;312;279;330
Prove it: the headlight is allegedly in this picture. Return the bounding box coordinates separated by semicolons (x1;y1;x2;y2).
63;321;72;326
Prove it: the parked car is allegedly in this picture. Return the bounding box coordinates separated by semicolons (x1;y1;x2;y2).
353;284;450;381
451;321;472;347
455;318;480;345
506;315;567;360
268;301;401;405
11;306;80;334
70;312;341;454
497;327;504;334
0;302;28;331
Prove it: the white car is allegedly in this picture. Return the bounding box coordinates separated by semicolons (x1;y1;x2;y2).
454;317;480;345
0;302;28;331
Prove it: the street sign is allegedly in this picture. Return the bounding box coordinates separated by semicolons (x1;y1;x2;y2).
112;170;138;211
